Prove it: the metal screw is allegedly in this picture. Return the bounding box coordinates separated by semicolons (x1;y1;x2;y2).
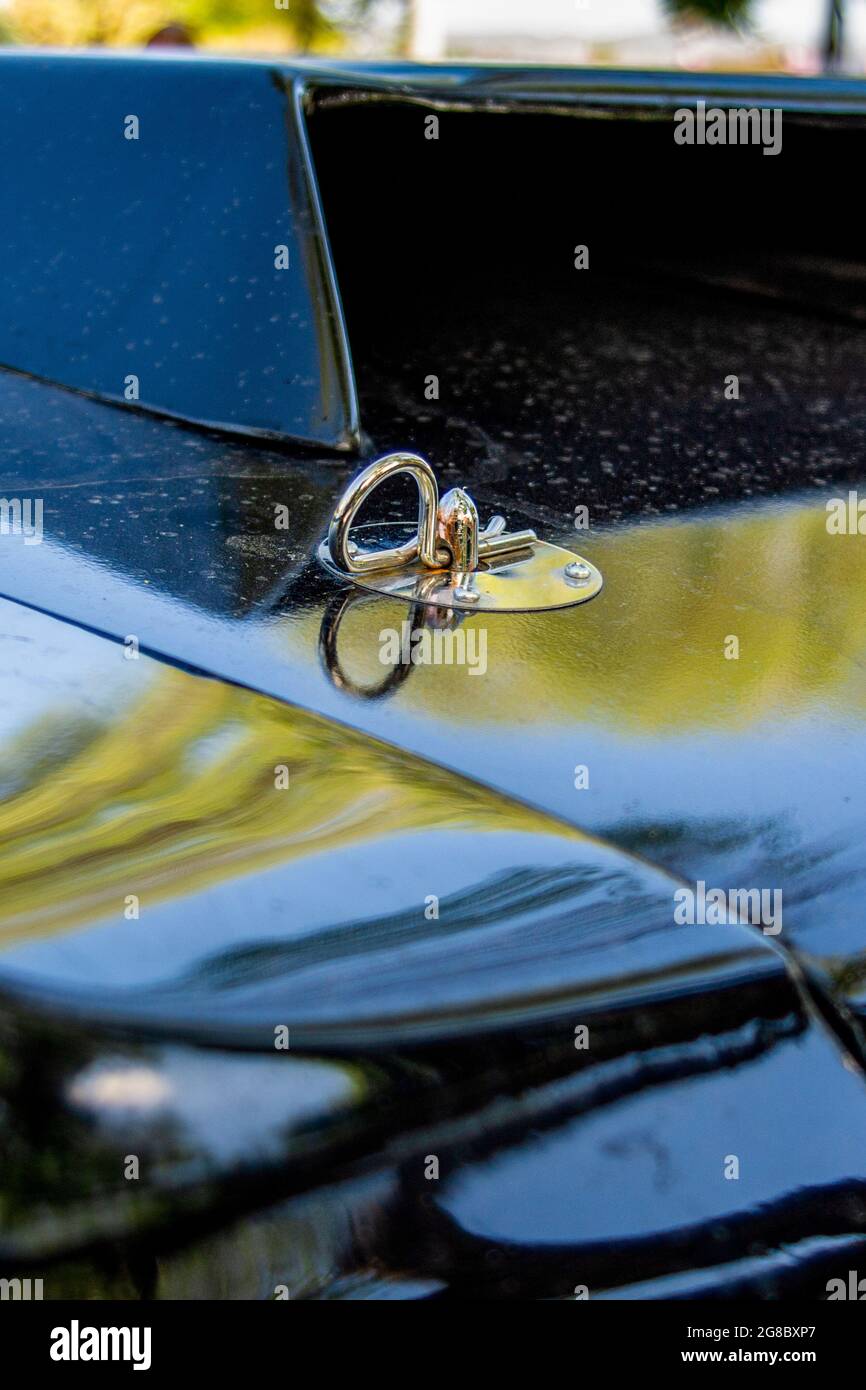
564;560;592;585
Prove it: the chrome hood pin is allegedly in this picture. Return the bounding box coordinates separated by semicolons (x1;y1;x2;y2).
317;452;602;614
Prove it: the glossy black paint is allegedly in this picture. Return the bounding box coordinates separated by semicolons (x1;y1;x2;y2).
5;51;866;453
0;53;358;449
3;55;866;1300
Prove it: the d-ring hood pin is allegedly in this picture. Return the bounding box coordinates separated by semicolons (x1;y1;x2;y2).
317;452;602;614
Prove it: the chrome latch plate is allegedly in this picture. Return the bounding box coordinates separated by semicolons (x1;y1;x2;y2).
316;452;602;614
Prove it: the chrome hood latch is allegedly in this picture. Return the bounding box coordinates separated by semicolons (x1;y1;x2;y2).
317;452;602;613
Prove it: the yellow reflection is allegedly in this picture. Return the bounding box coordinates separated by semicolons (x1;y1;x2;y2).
0;672;584;946
306;498;866;729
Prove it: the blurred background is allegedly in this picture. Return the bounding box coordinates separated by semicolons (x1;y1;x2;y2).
0;0;864;75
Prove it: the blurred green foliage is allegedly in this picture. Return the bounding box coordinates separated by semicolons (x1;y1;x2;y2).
4;0;385;52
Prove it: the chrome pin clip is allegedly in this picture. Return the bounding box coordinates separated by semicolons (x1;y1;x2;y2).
316;452;602;614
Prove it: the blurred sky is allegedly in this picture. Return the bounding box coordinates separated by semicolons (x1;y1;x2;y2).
2;0;865;70
439;1;818;39
400;0;866;70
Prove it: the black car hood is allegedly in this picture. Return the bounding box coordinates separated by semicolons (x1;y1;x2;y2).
3;54;866;1300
